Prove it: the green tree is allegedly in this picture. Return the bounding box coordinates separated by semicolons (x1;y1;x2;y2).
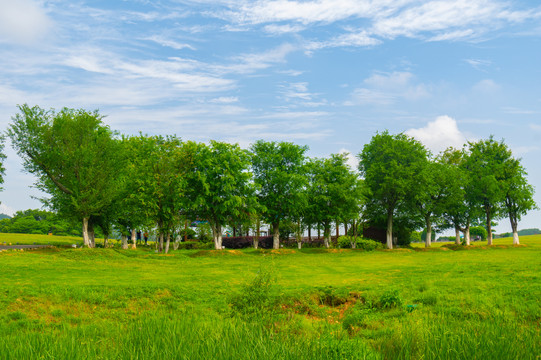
0;135;6;191
307;153;360;248
413;156;462;247
500;156;537;245
127;135;187;253
465;137;511;245
185;141;256;250
439;147;479;245
359;131;428;249
8;104;125;248
251;140;308;249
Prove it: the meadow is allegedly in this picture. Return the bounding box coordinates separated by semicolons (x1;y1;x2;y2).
0;235;539;359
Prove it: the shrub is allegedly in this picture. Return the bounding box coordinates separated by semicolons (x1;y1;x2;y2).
356;239;384;251
337;235;352;248
229;266;276;317
470;226;488;241
379;289;402;308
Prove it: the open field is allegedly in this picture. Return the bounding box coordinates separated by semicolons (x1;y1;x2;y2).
0;234;539;359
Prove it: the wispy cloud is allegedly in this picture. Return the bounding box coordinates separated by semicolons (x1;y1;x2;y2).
346;71;429;106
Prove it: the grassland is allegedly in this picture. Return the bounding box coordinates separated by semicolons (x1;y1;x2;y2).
0;234;539;359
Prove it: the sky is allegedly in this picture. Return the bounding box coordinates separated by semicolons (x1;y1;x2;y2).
0;0;540;234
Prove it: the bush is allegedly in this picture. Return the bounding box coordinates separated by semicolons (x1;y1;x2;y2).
337;235;353;248
470;226;488;241
229;266;276;317
356;239;384;251
379;289;402;308
337;236;383;251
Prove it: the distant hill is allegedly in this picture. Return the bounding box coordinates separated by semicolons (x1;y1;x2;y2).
495;228;541;238
0;214;11;220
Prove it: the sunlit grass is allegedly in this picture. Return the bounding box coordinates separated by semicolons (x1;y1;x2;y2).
0;234;539;359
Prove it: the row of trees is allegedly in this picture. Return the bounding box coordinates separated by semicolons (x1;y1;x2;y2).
360;132;537;248
0;209;84;236
5;104;537;251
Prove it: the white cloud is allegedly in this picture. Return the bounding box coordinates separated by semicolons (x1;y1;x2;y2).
464;58;492;71
210;96;239;104
406;115;468;154
264;24;305;35
472;79;500;93
233;0;380;25
0;0;53;45
306;30;381;50
0;203;15;217
347;71;429;105
144;35;196;51
338;148;359;170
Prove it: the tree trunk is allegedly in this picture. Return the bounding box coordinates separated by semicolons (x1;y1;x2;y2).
88;221;95;248
131;229;137;249
103;233;108;248
323;223;331;248
174;235;180;250
165;233;170;254
386;210;393;249
455;226;461;245
510;215;519;245
254;218;260;249
272;222;280;249
336;221;339;238
212;223;223;250
308;227;311;241
344;222;348;236
158;233;164;253
463;226;471;246
486;206;493;245
82;217;92;248
121;234;128;249
296;219;302;250
425;217;432;248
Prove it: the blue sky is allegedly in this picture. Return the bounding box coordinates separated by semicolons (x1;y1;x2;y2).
0;0;540;233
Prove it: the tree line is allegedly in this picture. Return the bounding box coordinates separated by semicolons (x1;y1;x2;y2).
4;104;537;251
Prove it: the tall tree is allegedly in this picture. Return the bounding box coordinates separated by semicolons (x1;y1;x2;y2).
413;157;458;247
439;148;474;245
8;104;125;248
359;131;428;249
0;135;6;192
251;140;307;249
126;135;187;253
465;137;510;245
307;153;360;248
501;156;537;245
185;141;256;250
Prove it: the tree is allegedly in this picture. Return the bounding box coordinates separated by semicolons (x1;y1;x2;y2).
307;153;360;248
127;135;187;253
8;104;125;248
185;141;256;250
414;154;465;247
465;137;511;245
500;156;537;245
251;140;308;249
359;131;428;249
0;135;6;192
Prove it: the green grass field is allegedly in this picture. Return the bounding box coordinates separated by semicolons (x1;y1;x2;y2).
0;234;539;359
